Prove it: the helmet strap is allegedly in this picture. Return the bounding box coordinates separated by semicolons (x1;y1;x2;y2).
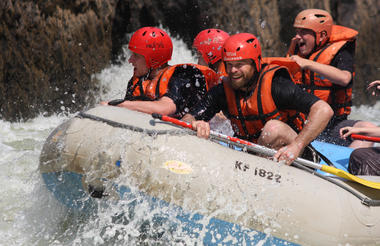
139;68;152;80
314;31;328;52
209;62;218;72
244;59;260;90
246;70;259;90
147;63;169;80
147;68;153;79
311;32;322;55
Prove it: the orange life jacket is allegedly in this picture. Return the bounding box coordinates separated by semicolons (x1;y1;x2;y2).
262;57;302;82
217;62;228;78
212;62;228;86
287;25;357;117
262;57;308;122
125;64;218;101
224;64;304;142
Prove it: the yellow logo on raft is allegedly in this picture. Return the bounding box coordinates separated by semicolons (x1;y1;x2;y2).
163;160;192;174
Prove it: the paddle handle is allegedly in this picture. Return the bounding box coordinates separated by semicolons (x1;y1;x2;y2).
351;134;380;142
151;114;320;168
152;114;268;148
152;114;193;129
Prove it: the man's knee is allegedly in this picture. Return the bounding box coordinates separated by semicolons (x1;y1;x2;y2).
348;148;365;174
348;147;380;175
261;120;283;139
350;148;366;158
259;120;296;147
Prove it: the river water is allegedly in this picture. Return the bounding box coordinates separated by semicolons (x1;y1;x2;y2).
0;35;379;246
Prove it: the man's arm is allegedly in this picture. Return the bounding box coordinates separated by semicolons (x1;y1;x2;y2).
181;83;227;138
271;70;333;164
182;113;196;123
187;83;226;121
368;80;380;97
290;41;354;87
272;69;319;114
116;96;177;115
340;126;380;139
290;55;352;86
293;100;333;149
182;112;212;139
273;100;333;164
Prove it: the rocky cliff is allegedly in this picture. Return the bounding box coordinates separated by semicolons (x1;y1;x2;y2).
1;0;379;121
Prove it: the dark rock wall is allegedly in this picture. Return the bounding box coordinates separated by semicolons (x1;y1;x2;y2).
0;0;116;121
349;1;380;105
1;0;379;121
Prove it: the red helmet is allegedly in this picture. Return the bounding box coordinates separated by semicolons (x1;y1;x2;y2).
193;29;230;65
293;9;333;46
222;33;262;71
128;27;173;69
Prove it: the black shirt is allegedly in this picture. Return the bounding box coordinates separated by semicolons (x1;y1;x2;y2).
330;41;355;75
189;68;319;121
321;40;355;124
164;65;208;118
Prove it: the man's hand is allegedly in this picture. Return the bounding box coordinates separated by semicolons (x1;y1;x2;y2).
368;80;380;97
286;37;299;57
191;120;210;139
339;126;357;139
273;141;304;165
290;55;311;69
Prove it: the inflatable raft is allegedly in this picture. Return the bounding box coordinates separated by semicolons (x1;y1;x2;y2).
39;106;380;245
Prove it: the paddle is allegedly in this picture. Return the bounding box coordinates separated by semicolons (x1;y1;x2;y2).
351;134;380;143
152;113;380;190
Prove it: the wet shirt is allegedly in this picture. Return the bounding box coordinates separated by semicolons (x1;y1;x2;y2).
189;69;320;121
330;41;355;76
164;65;208;118
327;41;355;123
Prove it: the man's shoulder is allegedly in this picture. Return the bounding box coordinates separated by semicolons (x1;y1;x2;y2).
166;63;215;75
164;64;217;86
271;66;293;82
329;41;355;70
169;63;213;72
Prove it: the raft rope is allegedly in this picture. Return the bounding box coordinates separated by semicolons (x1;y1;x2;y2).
77;111;380;207
77;112;190;136
308;145;335;167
